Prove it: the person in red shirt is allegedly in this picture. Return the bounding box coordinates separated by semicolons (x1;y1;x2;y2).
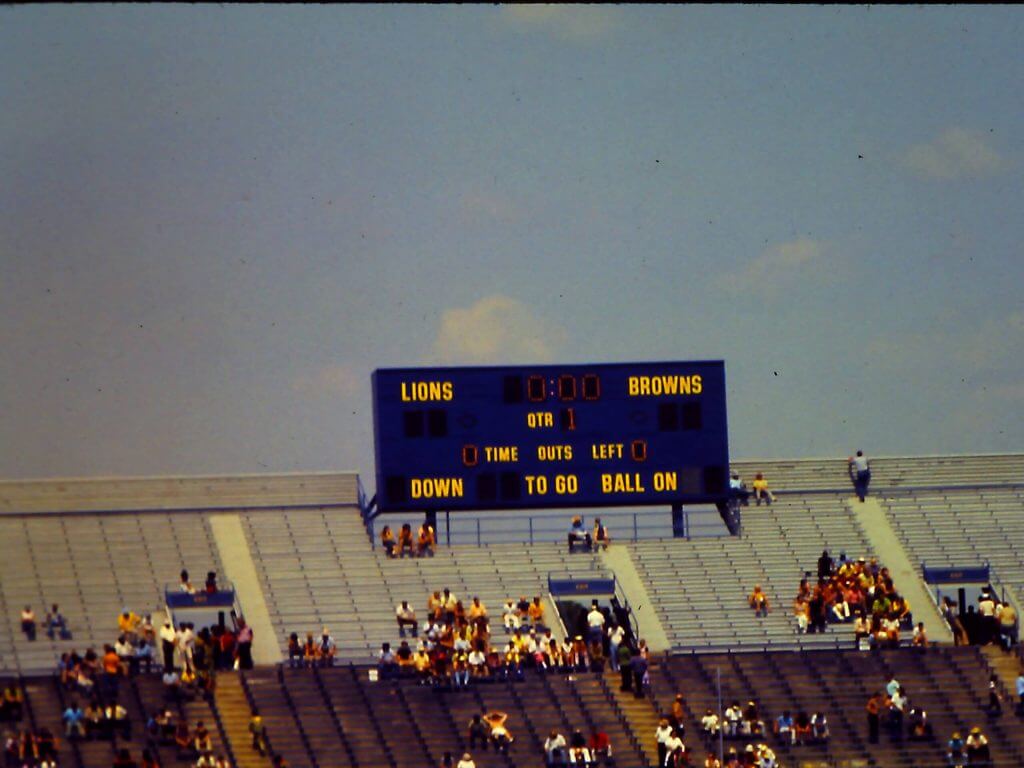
588;729;612;761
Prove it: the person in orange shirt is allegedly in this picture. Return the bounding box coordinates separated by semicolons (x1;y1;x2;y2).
417;524;436;557
527;597;546;629
380;525;397;558
748;585;770;617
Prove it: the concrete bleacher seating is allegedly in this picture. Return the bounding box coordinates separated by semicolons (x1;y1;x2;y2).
732;453;1024;492
883;487;1024;598
0;512;223;674
243;507;586;662
630;494;876;651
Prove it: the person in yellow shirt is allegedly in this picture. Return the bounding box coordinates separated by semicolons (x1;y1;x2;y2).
752;473;775;505
417;524;436;558
748;585;770;617
413;648;432;682
118;610;141;641
528;597;546;628
467;597;488;628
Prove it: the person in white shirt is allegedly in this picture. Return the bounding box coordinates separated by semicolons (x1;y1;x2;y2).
503;600;520;632
654;719;673;767
586;602;606;646
701;709;720;737
724;702;742;737
456;754;476;768
662;732;685;767
396;600;418;638
159;620;177;672
544;730;567;767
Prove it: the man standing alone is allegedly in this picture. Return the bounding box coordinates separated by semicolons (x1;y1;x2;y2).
849;451;871;502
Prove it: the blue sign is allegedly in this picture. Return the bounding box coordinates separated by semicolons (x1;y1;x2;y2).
372;361;729;512
922;565;990;584
548;577;617;597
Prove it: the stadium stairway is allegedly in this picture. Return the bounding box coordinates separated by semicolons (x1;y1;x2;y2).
214;671;274;768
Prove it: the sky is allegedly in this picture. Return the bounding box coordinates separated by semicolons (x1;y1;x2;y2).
2;5;1023;483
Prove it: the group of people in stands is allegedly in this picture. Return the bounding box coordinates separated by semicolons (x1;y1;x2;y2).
141;710;229;767
785;550;914;648
379;522;436;558
19;605;71;644
285;628;337;668
942;588;1018;650
542;725;612;766
3;728;59;768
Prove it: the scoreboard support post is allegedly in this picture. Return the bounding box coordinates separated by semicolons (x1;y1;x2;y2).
671;503;688;539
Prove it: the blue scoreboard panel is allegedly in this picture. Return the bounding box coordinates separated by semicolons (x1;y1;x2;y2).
371;361;729;513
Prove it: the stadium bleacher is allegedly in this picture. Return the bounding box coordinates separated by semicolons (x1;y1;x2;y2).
0;454;1022;767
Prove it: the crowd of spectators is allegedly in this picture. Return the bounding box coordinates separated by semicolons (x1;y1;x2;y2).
2;728;59;768
790;551;913;648
285;629;337;668
542;725;612;766
941;587;1018;650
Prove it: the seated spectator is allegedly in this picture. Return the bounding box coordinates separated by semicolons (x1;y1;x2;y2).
729;472;750;506
528;596;546;628
62;701;85;740
417;523;436;557
568;729;589;766
179;665;199;700
442;588;459;625
810;712;830;743
704;753;722;768
741;701;764;736
179;570;196;594
380;525;397;558
965;726;990;764
193;721;212;757
502;600;520;632
456;754;476;768
700;708;719;740
205;571;218;594
107;702;131;740
588;729;611;761
793;598;809;634
723;701;742;737
593;518;610;550
134;639;156;675
395;600;418;638
484;711;513;754
45;604;71;640
545;729;567;767
752;473;775;505
908;707;932;741
20;606;36;642
286;633;302;668
155;708;177;744
118;609;141;640
398;524;415;558
302;633;319;668
748;585;770;617
567;516;592;552
318;628;336;667
162;667;181;702
794;711;812;745
378;642;398;680
0;683;23;723
84;700;103;738
774;711;794;745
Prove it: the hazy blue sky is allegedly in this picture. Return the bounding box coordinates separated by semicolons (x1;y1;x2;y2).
2;5;1022;482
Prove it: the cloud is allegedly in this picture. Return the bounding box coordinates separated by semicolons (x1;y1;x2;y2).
718;238;828;296
432;295;567;364
501;5;623;41
291;363;363;398
902;128;1005;180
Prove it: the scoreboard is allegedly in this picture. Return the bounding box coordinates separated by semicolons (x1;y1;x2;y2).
371;361;729;513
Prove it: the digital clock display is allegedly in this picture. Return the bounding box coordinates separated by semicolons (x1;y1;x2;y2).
371;361;729;512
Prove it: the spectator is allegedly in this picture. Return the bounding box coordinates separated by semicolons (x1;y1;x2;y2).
398;524;415;557
235;617;254;670
986;675;1002;716
179;570;196;594
948;731;966;767
568;516;592;552
20;607;36;642
318;628;336;667
160;620;176;672
484;711;513;754
655;719;673;766
456;754;476;768
586;602;606;646
545;729;568;767
729;472;750;506
793;597;810;634
205;572;218;594
118;609;141;641
752;473;775;505
630;645;648;699
380;525;397;557
663;729;685;767
593;518;610;550
1016;671;1024;715
908;707;932;741
817;550;834;580
528;597;546;629
700;708;719;740
62;701;85;740
774;711;794;745
704;753;722;768
669;694;686;738
502;600;521;633
1;683;23;723
134;639;155;675
913;622;929;650
467;714;489;752
866;692;882;744
848;451;871;502
193;721;212;757
45;604;70;640
588;729;611;762
395;600;418;638
997;601;1017;651
748;585;770;617
162;667;181;702
965;726;989;764
417;523;436;557
810;711;829;742
467;597;488;627
249;709;266;756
